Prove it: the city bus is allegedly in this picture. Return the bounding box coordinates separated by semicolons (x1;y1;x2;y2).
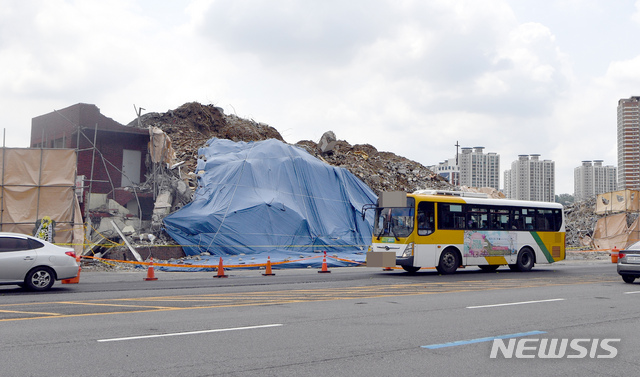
364;190;565;273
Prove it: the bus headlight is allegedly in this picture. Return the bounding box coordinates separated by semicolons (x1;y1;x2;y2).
402;243;414;258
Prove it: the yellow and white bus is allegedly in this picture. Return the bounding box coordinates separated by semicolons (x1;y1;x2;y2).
364;190;565;274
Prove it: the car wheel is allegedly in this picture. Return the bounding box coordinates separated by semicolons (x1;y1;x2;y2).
402;266;420;273
513;249;534;272
436;249;459;274
479;265;500;272
24;267;55;291
622;275;636;284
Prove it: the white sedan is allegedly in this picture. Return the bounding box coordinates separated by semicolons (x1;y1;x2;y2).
0;232;79;291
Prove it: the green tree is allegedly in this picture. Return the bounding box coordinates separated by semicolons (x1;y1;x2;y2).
555;193;574;206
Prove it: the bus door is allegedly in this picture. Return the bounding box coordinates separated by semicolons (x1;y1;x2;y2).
414;201;437;267
462;205;489;266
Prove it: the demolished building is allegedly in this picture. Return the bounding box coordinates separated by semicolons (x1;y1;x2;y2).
30;103;187;260
24;100;599;265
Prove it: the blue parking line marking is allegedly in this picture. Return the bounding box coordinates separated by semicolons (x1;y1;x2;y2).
421;330;547;349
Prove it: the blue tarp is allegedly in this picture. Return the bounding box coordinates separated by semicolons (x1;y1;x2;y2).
163;138;377;268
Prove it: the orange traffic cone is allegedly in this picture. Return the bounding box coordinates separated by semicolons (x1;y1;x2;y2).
611;246;619;263
262;256;275;276
62;256;82;284
214;257;228;278
318;251;331;273
144;257;158;281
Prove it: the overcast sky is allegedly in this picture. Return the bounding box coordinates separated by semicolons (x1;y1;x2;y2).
2;0;640;195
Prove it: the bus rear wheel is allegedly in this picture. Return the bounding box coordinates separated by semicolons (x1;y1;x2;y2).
509;248;534;272
437;249;459;274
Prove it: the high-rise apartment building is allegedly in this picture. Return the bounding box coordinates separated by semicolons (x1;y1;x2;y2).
574;160;617;202
431;147;500;189
504;154;555;202
618;96;640;190
458;147;500;190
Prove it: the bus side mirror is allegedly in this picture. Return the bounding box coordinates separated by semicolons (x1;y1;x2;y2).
362;204;376;221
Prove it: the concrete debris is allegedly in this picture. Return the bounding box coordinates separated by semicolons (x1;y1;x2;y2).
108;199;130;216
110;219;143;262
318;131;337;155
152;190;174;224
460;186;506;199
295;140;453;196
564;197;604;249
565;250;611;260
128;102;283;175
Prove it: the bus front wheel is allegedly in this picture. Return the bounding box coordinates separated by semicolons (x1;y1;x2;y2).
509;248;534;272
402;266;420;273
437;249;459;275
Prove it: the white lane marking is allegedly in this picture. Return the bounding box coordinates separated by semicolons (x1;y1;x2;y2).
623;291;640;294
97;324;283;342
466;298;565;309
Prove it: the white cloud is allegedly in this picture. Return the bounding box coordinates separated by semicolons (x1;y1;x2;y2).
633;0;640;23
1;0;639;195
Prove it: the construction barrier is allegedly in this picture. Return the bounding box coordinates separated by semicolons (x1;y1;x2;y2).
318;251;331;273
74;248;614;276
262;256;275;276
144;257;159;281
79;253;364;271
213;257;228;278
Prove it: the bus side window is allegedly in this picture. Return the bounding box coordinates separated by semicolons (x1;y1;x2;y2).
512;209;523;230
438;203;464;229
536;210;549;230
437;204;450;229
553;209;562;231
523;208;536;230
491;209;509;230
449;204;466;229
466;206;487;230
536;209;557;231
417;201;435;236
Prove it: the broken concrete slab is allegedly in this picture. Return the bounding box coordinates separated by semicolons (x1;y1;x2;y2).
108;199;130;216
110;219;143;262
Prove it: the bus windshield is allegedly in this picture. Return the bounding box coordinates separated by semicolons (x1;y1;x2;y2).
374;206;415;239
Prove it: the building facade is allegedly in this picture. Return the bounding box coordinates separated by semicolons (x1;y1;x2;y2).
618;96;640;190
430;158;460;186
30;103;154;217
574;160;617;202
504;154;555;202
457;147;500;190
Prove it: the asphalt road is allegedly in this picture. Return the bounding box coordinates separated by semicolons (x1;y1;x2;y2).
1;259;637;377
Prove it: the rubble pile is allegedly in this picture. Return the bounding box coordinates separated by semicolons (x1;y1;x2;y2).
129;102;284;174
564;197;602;248
134;103;453;197
296;139;453;195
